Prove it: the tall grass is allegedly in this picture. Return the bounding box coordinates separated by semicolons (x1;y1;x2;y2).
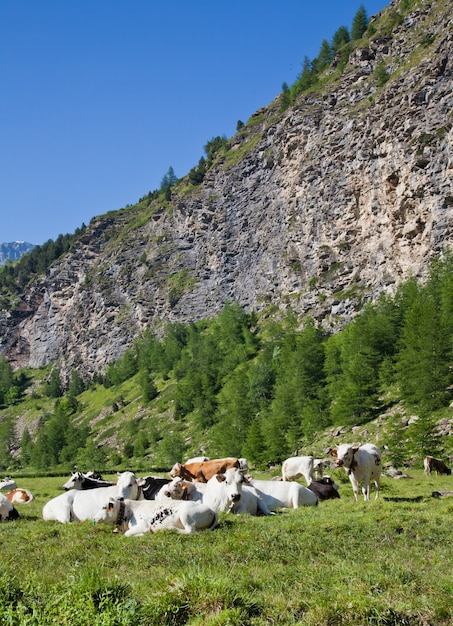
1;471;453;624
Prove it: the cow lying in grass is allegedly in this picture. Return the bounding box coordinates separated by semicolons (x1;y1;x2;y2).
62;471;114;490
5;488;34;503
43;471;139;523
0;493;19;520
94;497;218;536
161;469;318;514
245;478;318;510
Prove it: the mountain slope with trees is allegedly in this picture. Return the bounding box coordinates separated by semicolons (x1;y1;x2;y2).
0;0;452;472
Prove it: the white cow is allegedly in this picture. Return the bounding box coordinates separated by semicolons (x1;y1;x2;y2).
245;478;318;510
43;471;139;523
0;478;17;491
94;497;218;537
281;456;315;485
0;492;19;520
329;443;382;501
202;468;272;515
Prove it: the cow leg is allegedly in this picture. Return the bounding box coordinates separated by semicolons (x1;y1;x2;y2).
362;482;371;501
350;477;359;502
374;479;380;499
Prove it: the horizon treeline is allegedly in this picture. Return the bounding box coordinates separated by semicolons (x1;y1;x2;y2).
1;251;452;472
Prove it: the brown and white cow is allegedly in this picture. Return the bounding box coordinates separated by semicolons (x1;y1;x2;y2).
329;443;382;501
169;458;241;483
5;488;34;503
424;456;452;476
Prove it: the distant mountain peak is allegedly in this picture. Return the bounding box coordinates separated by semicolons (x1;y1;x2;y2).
0;241;35;265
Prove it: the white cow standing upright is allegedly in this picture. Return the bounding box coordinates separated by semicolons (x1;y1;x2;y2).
329;443;382;501
43;471;139;523
281;455;315;485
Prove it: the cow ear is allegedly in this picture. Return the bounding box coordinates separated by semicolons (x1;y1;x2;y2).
216;474;226;483
329;449;337;458
351;446;360;454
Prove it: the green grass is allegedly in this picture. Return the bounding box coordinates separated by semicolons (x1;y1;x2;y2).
2;470;453;624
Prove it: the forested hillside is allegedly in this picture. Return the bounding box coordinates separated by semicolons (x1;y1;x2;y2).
1;252;452;473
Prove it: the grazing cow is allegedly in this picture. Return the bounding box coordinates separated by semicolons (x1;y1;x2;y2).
62;471;114;490
282;456;316;485
313;458;330;478
169;458;241;482
94;497;218;537
329;443;382;501
5;488;34;503
201;467;272;515
245;478;318;510
424;456;451;476
42;471;139;523
137;476;172;500
0;478;17;491
0;493;19;520
307;477;340;500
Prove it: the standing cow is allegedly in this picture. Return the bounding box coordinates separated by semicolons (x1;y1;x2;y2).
424;456;451;476
281;456;315;485
329;443;382;501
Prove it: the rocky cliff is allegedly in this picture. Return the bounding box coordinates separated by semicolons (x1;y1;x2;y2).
1;0;452;382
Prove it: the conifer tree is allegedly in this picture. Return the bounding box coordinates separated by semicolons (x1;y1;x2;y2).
351;5;368;40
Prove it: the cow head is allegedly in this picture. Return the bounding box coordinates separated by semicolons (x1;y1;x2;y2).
116;471;139;500
169;463;184;479
329;445;359;469
162;477;187;500
94;497;123;525
62;471;84;490
216;468;245;505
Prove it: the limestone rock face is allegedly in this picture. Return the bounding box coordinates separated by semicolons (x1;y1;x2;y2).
1;0;452;381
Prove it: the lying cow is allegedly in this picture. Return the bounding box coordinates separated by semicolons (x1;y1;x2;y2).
0;478;17;491
245;478;318;510
329;443;381;501
137;476;172;500
156;477;207;503
94;497;218;536
307;477;340;500
63;471;114;490
169;457;241;482
281;455;316;485
0;493;19;520
199;468;272;515
5;488;34;503
43;471;139;523
424;456;451;476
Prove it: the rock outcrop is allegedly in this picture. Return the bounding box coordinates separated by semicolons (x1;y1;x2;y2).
1;0;452;382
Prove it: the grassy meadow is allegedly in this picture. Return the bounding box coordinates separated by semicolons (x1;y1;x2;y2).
1;470;453;625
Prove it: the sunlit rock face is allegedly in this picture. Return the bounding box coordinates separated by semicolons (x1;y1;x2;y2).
1;0;452;381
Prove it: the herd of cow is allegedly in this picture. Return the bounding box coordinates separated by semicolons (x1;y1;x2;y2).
0;445;451;536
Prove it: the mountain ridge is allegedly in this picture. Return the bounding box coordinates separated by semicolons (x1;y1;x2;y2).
0;242;35;266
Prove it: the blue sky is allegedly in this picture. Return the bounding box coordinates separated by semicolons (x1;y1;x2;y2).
2;0;388;246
